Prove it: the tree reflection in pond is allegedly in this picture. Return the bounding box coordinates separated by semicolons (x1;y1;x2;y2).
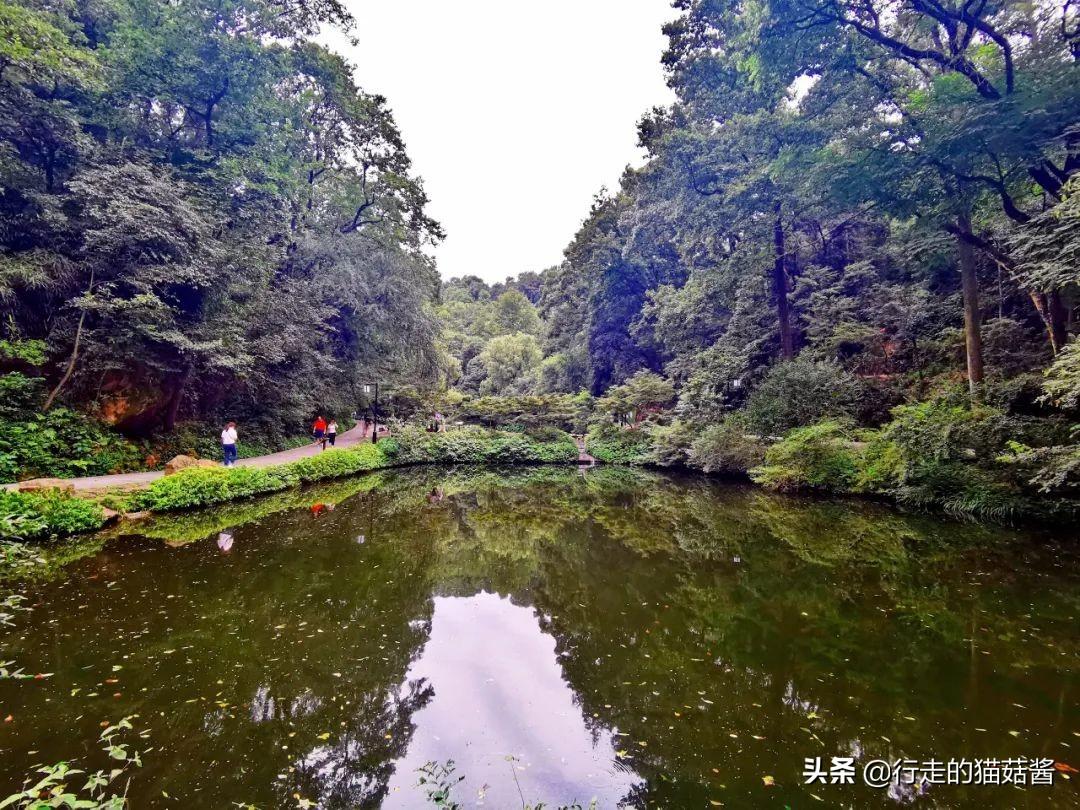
1;466;1077;808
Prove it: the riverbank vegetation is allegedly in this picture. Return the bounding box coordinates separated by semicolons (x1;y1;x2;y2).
0;427;582;549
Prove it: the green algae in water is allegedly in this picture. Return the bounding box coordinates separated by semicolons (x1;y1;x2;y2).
1;466;1079;808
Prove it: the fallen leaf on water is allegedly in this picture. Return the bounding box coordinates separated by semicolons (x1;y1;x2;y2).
317;733;330;741
1008;730;1021;737
3;715;12;723
762;775;775;787
1054;762;1078;773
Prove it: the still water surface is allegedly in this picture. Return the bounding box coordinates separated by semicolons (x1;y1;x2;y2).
1;466;1078;808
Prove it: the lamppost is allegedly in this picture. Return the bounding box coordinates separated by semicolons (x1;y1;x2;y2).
361;381;380;443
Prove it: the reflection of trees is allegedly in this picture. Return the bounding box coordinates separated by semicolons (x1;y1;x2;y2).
9;465;1078;808
366;466;1080;808
291;679;433;808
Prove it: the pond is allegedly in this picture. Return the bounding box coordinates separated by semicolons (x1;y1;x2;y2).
1;466;1078;808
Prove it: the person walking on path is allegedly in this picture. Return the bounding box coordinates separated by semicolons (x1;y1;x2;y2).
326;419;338;447
221;421;239;467
312;415;327;450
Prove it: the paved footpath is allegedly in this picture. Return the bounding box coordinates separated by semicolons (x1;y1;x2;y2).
7;422;376;493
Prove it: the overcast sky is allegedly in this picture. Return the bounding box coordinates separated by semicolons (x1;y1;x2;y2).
323;1;676;283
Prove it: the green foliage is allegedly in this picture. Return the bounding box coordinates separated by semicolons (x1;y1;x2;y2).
743;359;861;436
0;404;145;483
858;400;1026;517
585;424;654;465
452;392;594;432
0;490;104;540
0;491;47;540
289;445;388;483
0;340;46;366
750;421;862;492
998;438;1080;495
134;426;576;515
470;332;543;395
688;419;766;475
648;420;697;467
136;466;298;512
1;716;142;810
596;370;675;424
1042;341;1080;411
1;0;439;440
387;426;578;465
416;760;463;809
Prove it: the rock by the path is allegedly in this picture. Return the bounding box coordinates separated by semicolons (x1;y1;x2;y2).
122;510;151;521
101;507;120;523
163;455;219;475
16;477;76;494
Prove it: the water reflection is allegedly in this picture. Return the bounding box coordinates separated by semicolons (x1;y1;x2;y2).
0;466;1078;809
385;593;639;808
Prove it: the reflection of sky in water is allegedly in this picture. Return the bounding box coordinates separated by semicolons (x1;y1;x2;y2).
385;592;641;808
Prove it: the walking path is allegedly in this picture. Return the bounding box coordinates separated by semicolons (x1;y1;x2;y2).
7;422;375;493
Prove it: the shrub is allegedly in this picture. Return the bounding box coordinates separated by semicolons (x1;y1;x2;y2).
750;421;861;492
0;491;47;540
743;359;861;436
649;420;696;467
858;398;1026;517
688;419;766;474
391;425;578;464
0;375;146;483
1042;340;1080;410
0;490;105;540
585;424;653;465
137;466;298;512
289;445;388;482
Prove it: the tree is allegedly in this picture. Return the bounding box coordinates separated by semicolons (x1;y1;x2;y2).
0;0;442;436
492;290;542;335
598;370;675;426
470;333;542;396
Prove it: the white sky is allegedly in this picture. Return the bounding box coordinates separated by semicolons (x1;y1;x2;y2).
323;1;676;283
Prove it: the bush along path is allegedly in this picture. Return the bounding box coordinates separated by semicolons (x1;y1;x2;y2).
0;426;582;542
4;422;374;493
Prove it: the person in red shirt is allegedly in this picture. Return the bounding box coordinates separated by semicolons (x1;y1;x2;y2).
312;415;327;449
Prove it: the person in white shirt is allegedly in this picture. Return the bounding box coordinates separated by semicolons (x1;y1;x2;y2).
221;421;238;467
326;419;338;447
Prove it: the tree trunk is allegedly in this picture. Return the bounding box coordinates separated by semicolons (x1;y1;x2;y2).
163;363;192;431
43;269;93;411
1048;290;1068;355
773;204;794;359
955;211;984;397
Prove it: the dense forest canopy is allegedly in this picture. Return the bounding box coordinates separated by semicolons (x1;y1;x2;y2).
1;0;440;438
1;0;1079;510
428;0;1080;511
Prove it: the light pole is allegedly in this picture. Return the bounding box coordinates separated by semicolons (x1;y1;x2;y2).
362;381;379;443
